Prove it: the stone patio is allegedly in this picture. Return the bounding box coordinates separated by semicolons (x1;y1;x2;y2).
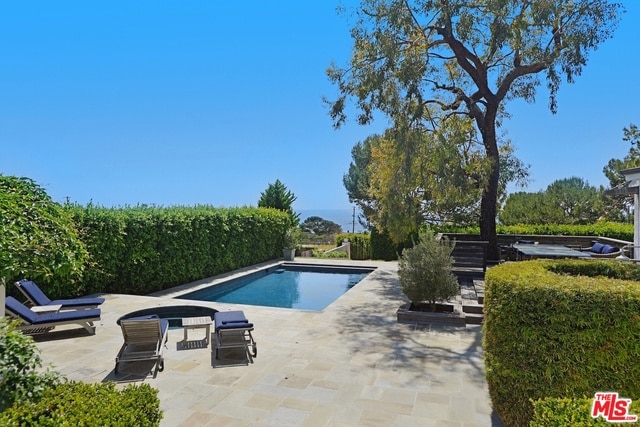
29;259;502;426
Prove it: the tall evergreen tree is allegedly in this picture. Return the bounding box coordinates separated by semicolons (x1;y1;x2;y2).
257;179;300;226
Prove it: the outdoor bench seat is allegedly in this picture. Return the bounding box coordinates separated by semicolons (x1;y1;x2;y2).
583;242;621;258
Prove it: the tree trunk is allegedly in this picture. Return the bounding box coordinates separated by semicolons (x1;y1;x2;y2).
478;111;501;262
480;156;500;261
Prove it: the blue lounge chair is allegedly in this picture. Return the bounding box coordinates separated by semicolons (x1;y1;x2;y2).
5;296;101;335
15;279;105;310
115;315;169;378
213;310;257;362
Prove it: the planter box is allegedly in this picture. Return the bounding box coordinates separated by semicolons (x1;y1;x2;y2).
397;302;466;327
283;249;295;261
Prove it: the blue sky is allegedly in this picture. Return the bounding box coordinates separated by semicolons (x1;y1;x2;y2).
1;1;638;211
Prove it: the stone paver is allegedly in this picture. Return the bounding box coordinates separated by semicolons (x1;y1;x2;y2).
30;259;502;426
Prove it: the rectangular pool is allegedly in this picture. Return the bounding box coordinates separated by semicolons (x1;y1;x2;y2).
179;263;374;310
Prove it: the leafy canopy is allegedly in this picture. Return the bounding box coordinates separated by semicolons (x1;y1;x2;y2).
500;177;603;225
344;117;528;242
327;0;624;127
300;216;342;235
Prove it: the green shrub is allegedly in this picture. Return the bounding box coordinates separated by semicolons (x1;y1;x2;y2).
484;260;640;427
398;230;458;310
531;396;640;427
284;226;302;250
0;318;61;411
0;381;162;426
336;233;371;260
311;248;348;258
67;204;290;294
369;228;415;260
0;175;87;298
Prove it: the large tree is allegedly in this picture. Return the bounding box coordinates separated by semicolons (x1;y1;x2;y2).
300;216;343;235
327;0;623;259
344;117;528;242
500;177;603;225
343;135;378;230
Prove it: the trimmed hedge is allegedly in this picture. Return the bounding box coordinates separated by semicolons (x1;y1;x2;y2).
67;204;290;295
0;382;162;426
371;228;400;260
484;260;640;427
336;233;371;260
531;396;640;426
437;222;633;242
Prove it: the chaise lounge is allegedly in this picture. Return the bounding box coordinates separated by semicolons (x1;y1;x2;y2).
115;315;169;378
213;310;257;363
5;296;101;335
15;279;105;310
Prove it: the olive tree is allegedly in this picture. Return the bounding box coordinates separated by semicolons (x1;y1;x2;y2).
398;229;458;311
327;0;624;259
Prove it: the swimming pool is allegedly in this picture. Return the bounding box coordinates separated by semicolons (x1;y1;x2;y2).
179;263;374;310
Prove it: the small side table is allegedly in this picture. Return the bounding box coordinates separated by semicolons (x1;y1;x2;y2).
182;316;212;346
30;304;62;314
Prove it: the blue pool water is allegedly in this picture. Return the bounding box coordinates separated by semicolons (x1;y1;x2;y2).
180;265;373;310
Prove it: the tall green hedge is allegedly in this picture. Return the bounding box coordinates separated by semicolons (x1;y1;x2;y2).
0;175;87;299
67;204;290;295
484;260;640;427
370;228;416;260
335;230;410;260
335;233;371;260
